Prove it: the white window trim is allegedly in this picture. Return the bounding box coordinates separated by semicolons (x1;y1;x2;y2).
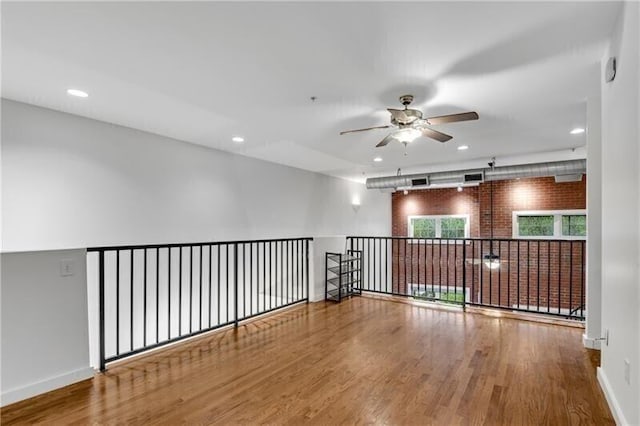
512;209;586;240
407;214;470;241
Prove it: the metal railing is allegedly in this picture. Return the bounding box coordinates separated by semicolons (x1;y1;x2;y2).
88;237;312;370
347;236;585;320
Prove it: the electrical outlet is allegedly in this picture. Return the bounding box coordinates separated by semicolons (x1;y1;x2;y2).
60;259;75;277
624;359;631;385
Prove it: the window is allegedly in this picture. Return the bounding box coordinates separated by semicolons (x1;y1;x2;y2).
407;283;468;305
408;215;470;239
513;210;586;239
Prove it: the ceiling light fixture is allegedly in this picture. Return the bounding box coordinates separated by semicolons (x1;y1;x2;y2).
457;145;469;151
393;128;421;144
570;128;585;135
457;185;463;192
403;189;409;195
373;157;383;162
232;136;245;143
67;89;88;98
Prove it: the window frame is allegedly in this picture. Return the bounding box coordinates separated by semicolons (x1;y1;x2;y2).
512;209;586;240
407;214;470;240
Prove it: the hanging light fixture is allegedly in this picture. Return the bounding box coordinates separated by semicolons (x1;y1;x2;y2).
484;158;500;269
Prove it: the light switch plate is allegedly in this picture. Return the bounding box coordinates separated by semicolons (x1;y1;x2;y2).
60;259;75;277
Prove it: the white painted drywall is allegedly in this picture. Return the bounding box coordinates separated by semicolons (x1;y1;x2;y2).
599;2;640;424
1;249;94;406
1;99;391;402
0;99;390;252
585;94;602;349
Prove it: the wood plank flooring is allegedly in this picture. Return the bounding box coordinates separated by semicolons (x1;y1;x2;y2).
1;297;613;425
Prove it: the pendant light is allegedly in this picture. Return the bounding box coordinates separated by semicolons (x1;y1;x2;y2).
484;158;500;269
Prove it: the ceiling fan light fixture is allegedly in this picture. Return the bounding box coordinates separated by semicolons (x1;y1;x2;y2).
393;127;421;143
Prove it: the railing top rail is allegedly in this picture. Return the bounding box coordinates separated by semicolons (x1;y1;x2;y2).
346;236;584;243
87;237;314;252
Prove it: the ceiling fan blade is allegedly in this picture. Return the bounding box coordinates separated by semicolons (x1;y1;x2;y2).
376;134;396;148
421;127;453;143
340;125;392;135
426;111;479;125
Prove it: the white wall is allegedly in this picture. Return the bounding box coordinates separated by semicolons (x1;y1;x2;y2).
599;2;640;425
1;99;391;404
1;99;390;252
1;249;94;406
585;95;602;349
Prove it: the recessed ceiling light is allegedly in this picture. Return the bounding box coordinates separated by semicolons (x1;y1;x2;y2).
67;89;88;98
457;145;469;151
232;136;245;143
570;128;585;135
373;157;383;162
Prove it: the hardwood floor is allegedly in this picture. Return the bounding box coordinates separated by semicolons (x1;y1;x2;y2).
1;297;613;425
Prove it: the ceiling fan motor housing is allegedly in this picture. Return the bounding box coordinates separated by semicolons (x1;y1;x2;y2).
399;94;414;106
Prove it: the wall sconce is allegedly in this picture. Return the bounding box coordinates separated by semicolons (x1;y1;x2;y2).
351;196;361;212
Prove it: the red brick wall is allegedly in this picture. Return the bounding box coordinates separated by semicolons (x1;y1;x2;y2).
381;176;587;316
392;176;586;238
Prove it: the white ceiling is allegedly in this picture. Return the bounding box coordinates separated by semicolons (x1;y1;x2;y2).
1;1;621;182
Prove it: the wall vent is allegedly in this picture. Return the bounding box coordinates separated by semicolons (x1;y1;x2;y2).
464;172;484;183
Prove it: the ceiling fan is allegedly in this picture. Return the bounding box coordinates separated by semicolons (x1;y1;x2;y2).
340;95;479;147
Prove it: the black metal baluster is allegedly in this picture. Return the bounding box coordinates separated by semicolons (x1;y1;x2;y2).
497;242;501;308
156;248;159;344
168;248;171;339
116;251;120;356
99;250;105;371
143;248;147;347
130;250;134;351
569;241;573;318
234;244;239;327
250;243;253;315
209;245;212;328
471;241;475;304
537;242;540;312
547;241;551;313
516;241;520;309
527;241;530;311
226;244;230;323
199;246;203;330
217;245;221;325
558;241;562;315
179;247;183;335
438;239;442;298
507;241;511;309
480;241;484;305
189;246;193;334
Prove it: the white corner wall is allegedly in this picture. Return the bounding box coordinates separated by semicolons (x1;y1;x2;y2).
1;249;94;406
599;2;640;425
585;94;602;350
0;99;390;251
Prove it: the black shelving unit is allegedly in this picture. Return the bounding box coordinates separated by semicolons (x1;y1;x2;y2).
325;250;362;302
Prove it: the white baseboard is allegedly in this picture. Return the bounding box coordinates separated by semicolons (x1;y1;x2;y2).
597;366;629;425
1;367;94;407
583;333;602;350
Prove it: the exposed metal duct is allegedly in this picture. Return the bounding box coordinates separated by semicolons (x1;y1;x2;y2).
365;159;586;190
